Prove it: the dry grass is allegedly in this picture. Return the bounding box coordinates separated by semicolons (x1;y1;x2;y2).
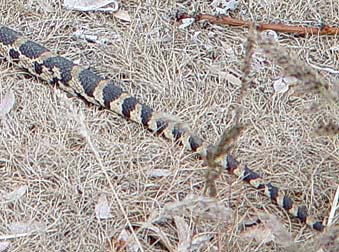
0;0;338;251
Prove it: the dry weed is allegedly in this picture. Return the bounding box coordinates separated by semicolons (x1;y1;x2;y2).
0;0;338;251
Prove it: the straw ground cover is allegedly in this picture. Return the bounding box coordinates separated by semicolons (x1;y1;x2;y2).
0;0;338;251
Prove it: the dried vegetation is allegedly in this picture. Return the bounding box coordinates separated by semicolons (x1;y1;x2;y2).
0;0;338;251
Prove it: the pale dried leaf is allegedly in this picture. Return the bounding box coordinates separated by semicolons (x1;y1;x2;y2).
113;9;131;22
117;228;129;242
211;0;239;14
9;221;46;235
73;29;110;45
73;58;81;65
210;0;221;7
95;194;112;220
0;242;10;252
64;0;118;12
179;18;195;29
209;65;241;85
222;74;241;86
192;31;201;41
37;0;54;12
0;90;15;116
283;76;298;84
2;185;27;202
261;30;279;42
174;216;191;252
148;169;171;178
273;77;289;94
117;229;139;252
77;110;90;138
214;7;228;15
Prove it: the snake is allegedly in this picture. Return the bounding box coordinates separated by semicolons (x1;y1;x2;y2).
0;25;325;232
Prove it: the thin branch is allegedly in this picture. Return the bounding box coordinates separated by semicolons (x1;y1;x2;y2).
176;13;339;36
204;125;245;197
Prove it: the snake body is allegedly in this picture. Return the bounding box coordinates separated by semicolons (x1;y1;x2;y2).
0;25;325;232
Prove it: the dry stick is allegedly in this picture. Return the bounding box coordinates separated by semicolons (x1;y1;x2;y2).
235;24;256;124
204;125;244;197
204;26;255;197
177;13;339;36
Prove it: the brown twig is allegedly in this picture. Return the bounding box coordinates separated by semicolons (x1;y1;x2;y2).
204;125;245;197
176;13;339;36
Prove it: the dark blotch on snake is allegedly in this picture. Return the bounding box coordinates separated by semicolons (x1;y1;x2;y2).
0;26;20;45
19;40;49;59
267;183;278;201
140;104;153;126
188;136;202;151
156;119;168;135
242;165;260;183
282;196;293;211
78;69;102;97
102;81;123;108
296;206;308;222
9;49;20;60
43;56;74;85
34;62;43;75
121;97;138;118
172;126;183;142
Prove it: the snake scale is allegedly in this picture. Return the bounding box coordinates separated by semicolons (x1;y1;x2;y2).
0;25;325;232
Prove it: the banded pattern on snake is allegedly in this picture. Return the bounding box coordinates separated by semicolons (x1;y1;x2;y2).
0;25;325;232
